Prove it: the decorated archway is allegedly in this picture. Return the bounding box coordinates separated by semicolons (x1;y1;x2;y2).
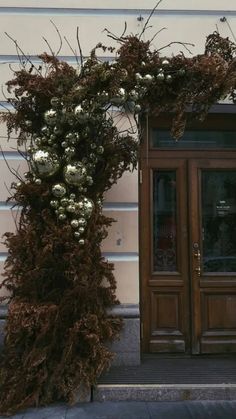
0;25;235;414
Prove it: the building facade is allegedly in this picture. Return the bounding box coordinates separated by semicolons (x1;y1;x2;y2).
0;0;236;365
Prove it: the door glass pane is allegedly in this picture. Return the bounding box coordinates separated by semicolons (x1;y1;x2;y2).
151;129;236;149
153;171;177;272
202;171;236;272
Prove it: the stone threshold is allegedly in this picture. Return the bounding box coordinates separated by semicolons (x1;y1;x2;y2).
93;384;236;402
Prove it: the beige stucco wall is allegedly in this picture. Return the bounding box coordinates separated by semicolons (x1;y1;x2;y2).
0;1;235;304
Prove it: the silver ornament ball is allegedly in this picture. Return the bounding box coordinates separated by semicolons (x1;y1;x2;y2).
34;178;42;185
44;109;58;126
64;162;87;186
97;146;104;154
52;183;67;198
60;198;69;207
67;205;76;213
71;219;79;229
156;72;165;81
58;213;67;221
31;149;60;178
50;200;59;208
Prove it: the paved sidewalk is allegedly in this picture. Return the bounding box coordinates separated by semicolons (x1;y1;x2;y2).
1;401;236;419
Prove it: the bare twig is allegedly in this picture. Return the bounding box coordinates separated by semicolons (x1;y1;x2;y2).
149;27;167;44
42;37;55;57
76;27;83;66
4;181;13;198
50;20;63;56
64;36;79;64
103;28;125;44
120;22;128;39
157;41;195;54
5;32;42;75
139;0;164;40
0;146;23;182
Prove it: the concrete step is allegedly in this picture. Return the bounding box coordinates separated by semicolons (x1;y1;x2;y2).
94;384;236;402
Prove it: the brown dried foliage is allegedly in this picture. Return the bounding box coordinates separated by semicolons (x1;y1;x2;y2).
0;30;236;415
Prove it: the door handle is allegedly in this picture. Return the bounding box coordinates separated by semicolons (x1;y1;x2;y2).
193;244;201;276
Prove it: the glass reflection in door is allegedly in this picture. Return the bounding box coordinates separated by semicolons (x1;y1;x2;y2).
201;170;236;272
153;171;177;272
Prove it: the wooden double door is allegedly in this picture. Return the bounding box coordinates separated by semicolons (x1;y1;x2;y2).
141;154;236;354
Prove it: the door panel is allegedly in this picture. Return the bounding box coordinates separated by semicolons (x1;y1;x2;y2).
189;159;236;354
141;159;190;353
141;156;236;354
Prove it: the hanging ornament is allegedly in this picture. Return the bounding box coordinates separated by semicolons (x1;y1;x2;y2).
44;109;58;126
41;126;49;135
156;71;165;81
65;147;76;158
86;176;93;186
74;231;81;239
50;200;59;208
78;226;85;233
34;178;42;185
129;90;139;102
162;59;170;66
81;197;94;218
34;137;42;147
97;146;104;155
78;239;85;246
135;73;143;81
54;126;62;135
74;105;89;121
50;97;61;108
134;104;141;113
110;87;126;105
66;205;76;213
52;183;67;198
64;162;87;186
143;74;153;83
71;219;79;229
58;213;67;221
60;198;69;207
31;149;60;178
78;218;87;226
166;74;172;83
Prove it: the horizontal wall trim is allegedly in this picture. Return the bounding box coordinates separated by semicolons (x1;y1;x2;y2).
107;303;140;318
0;7;236;17
0;151;25;160
103;203;138;211
0;55;113;64
102;252;139;262
0;252;139;262
0;202;16;210
0;202;138;211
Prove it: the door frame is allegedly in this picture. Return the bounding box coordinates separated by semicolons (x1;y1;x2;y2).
139;112;236;354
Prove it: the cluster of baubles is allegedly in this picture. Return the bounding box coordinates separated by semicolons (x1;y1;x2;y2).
134;59;185;87
25;96;107;243
50;185;94;245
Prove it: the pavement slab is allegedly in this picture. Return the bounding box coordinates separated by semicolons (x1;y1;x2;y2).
1;401;236;419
